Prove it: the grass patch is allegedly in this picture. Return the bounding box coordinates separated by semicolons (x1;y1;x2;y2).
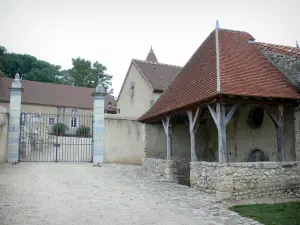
230;202;300;225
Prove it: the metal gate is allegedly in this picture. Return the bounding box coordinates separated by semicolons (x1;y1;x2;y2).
19;112;93;162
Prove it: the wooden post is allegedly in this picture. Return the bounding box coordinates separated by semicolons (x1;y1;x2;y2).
265;104;284;161
187;108;202;162
208;103;238;163
278;104;284;161
162;117;172;160
217;103;227;163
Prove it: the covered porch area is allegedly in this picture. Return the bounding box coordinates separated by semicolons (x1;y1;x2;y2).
141;96;300;200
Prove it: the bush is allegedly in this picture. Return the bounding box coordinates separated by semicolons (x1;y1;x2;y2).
52;123;68;136
76;126;90;136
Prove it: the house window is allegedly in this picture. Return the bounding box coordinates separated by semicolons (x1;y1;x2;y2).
71;117;77;128
49;118;55;126
32;115;40;123
21;112;27;125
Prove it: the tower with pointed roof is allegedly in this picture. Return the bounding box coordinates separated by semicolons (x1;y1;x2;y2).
146;46;158;63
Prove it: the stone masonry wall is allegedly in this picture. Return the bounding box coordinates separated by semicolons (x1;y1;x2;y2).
143;123;190;160
294;109;300;161
142;158;190;185
191;161;300;201
190;162;218;194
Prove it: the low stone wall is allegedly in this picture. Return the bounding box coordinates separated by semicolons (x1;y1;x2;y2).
190;161;300;200
190;162;218;194
142;157;190;185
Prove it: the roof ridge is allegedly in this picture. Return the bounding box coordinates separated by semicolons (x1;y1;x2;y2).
23;78;94;90
133;58;182;68
255;41;300;50
1;76;98;91
219;28;251;35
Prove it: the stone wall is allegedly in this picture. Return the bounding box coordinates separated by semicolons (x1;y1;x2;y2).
142;104;297;164
143;122;191;160
200;104;296;162
104;115;145;165
190;162;218;194
294;109;300;161
190;161;300;200
142;157;190;185
0;107;8;164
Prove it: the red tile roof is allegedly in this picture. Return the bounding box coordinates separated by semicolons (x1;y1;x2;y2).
0;77;116;110
139;30;218;121
219;29;300;99
255;42;300;59
133;59;182;92
139;29;300;122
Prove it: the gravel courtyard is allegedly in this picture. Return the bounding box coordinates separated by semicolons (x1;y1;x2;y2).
0;163;260;225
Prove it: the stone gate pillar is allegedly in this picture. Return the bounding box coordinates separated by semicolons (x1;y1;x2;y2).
7;74;23;162
92;80;107;165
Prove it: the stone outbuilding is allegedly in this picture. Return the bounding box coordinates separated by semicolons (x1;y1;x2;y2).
138;24;300;200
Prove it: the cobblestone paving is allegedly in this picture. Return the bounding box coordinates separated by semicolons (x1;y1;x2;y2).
0;163;261;225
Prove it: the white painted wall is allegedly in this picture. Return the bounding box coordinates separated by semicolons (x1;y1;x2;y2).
117;64;153;118
104;115;145;165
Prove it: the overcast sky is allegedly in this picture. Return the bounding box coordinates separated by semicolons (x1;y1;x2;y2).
1;0;299;96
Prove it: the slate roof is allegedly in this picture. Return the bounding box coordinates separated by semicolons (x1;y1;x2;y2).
139;29;300;122
133;59;182;92
0;77;116;111
146;47;158;63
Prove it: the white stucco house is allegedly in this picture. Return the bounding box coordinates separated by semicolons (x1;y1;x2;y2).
116;47;182;117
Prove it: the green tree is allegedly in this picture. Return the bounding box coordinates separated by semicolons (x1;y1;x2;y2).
0;46;63;83
0;46;113;91
0;46;7;56
65;57;112;91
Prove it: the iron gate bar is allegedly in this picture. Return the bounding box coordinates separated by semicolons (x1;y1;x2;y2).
19;112;93;162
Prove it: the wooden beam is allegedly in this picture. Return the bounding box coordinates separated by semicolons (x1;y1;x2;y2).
208;103;227;163
192;108;200;130
187;110;198;162
224;104;238;126
207;105;217;125
162;117;172;160
217;103;227;163
220;95;298;106
162;118;168;134
265;104;285;161
264;104;279;127
277;104;284;161
195;109;206;133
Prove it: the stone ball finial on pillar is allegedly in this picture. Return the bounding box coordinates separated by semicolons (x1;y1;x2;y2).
15;73;20;80
95;80;107;96
10;73;22;90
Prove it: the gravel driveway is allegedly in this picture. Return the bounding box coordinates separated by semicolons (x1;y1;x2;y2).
0;163;260;225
